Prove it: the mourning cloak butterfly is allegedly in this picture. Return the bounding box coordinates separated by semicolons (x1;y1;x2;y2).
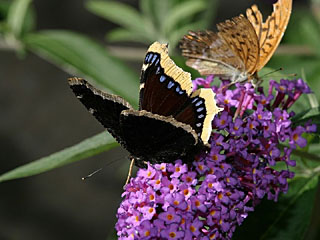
68;42;221;167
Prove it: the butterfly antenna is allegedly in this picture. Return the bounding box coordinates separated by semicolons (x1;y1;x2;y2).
82;168;103;180
81;154;126;181
260;68;283;79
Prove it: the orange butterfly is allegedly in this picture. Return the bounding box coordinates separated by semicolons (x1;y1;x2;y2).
180;0;292;83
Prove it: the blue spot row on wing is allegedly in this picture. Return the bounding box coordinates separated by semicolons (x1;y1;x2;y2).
167;81;175;89
160;75;166;82
160;75;185;96
145;52;160;66
175;86;184;95
190;96;208;133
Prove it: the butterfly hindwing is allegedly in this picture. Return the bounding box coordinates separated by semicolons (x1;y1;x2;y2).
217;15;260;75
68;78;132;144
140;42;221;144
174;89;220;145
180;30;245;77
119;109;198;164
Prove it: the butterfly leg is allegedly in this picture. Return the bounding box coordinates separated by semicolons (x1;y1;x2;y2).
125;157;135;186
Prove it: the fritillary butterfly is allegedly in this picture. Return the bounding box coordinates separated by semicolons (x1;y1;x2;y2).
180;0;292;83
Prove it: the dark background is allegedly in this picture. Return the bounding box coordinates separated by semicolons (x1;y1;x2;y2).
0;0;311;240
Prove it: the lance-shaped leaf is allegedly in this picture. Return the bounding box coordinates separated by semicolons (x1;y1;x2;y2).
23;30;139;106
0;133;118;182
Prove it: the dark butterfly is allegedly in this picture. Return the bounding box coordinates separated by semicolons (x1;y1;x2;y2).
68;42;221;167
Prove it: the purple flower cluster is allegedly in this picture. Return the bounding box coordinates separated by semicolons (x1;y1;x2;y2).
115;77;316;239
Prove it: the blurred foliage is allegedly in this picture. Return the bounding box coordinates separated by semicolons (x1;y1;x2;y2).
86;0;218;51
0;0;320;239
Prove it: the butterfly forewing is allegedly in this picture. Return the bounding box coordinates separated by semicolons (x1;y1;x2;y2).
140;52;191;116
246;0;292;71
68;78;132;144
140;42;220;144
217;15;260;75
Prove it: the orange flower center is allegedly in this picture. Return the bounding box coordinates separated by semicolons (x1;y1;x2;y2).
169;232;176;238
149;194;155;201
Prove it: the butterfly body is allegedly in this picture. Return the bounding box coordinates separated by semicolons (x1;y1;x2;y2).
69;42;221;167
180;0;292;83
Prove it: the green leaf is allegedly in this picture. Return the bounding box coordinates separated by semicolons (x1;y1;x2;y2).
139;0;153;21
151;0;170;30
292;107;320;122
292;107;320;133
0;132;118;182
163;0;206;35
0;1;10;20
299;17;320;57
86;0;146;34
233;176;318;240
201;0;219;29
107;28;151;44
7;0;32;37
23;30;139;106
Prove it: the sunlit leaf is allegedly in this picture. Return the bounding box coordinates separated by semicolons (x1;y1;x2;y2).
163;0;206;34
7;0;32;37
107;28;151;44
0;133;118;182
86;0;146;34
